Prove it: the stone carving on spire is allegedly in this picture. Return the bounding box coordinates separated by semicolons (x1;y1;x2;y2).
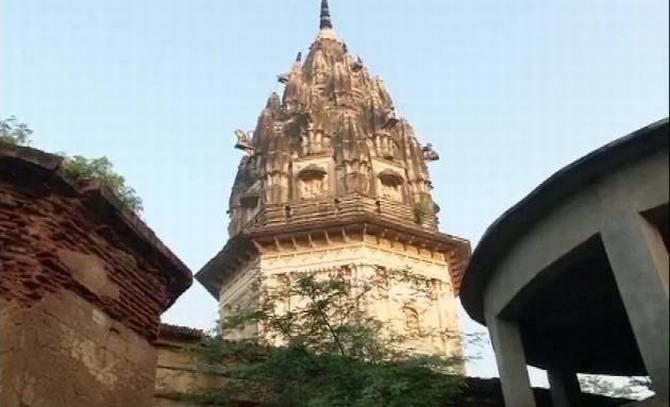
234;129;254;154
226;0;442;235
351;55;363;72
422;143;440;161
382;109;399;129
277;73;289;84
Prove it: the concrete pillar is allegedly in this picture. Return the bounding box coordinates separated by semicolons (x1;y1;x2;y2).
601;213;669;401
547;365;581;407
486;315;536;407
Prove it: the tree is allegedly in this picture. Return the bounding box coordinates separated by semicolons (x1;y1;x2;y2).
0;116;33;146
0;116;143;213
579;375;653;400
200;269;468;406
59;155;143;212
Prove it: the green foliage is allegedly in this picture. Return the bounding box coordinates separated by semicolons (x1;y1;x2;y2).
60;155;143;212
200;336;270;369
413;198;433;225
201;269;467;406
1;116;142;213
579;375;652;400
0;116;33;146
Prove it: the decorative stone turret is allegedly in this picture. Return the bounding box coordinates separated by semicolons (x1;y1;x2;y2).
198;1;470;357
227;1;442;237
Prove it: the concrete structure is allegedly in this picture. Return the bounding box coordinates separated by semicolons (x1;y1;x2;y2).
461;119;669;406
0;145;192;407
197;0;470;357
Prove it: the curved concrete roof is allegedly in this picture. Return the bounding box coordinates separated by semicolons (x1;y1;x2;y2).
461;118;669;324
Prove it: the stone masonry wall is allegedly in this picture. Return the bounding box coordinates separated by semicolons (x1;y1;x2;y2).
0;293;156;407
154;339;230;406
0;179;180;407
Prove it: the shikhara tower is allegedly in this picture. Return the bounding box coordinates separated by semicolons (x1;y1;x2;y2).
197;1;470;355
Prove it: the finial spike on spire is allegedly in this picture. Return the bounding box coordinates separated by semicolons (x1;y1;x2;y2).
320;0;333;30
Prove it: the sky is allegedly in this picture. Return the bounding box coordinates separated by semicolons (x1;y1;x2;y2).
2;0;668;383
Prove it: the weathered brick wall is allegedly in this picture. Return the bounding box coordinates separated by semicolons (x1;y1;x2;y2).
0;177;188;407
0;181;170;339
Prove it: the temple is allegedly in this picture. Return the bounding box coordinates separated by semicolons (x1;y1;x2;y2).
196;0;470;356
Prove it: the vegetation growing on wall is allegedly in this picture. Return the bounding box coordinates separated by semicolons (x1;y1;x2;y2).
0;116;143;213
0;116;33;146
59;155;143;212
198;269;473;406
413;198;433;225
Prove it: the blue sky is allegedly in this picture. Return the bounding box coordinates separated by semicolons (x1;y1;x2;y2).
2;0;668;381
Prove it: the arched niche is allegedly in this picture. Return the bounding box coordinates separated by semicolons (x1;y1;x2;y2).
297;164;328;200
402;306;421;337
374;266;390;298
240;195;259;209
377;169;404;202
239;194;260;226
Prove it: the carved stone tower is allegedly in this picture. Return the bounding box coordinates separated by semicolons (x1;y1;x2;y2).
197;0;470;356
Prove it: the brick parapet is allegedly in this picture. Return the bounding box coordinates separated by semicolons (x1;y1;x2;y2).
0;144;192;340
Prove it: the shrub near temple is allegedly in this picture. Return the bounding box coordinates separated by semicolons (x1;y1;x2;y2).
201;270;468;407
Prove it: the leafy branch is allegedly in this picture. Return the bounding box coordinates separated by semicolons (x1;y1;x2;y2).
0;116;143;213
0;116;33;146
413;197;433;225
201;268;469;406
59;155;143;212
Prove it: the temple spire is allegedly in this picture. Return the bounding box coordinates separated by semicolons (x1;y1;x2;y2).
320;0;333;30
